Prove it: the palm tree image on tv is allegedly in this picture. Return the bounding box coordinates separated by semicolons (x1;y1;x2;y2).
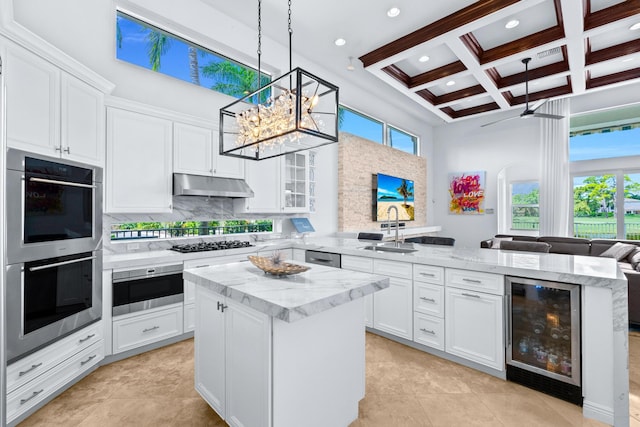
376;174;415;221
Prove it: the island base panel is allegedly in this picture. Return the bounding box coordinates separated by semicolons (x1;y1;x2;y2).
272;298;365;427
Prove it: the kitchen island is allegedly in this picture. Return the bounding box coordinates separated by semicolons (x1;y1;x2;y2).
183;260;389;427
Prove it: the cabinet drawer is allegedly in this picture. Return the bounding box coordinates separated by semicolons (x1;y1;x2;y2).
413;264;444;285
113;303;183;354
184;253;250;269
446;268;504;295
341;255;373;272
414;313;444;351
373;259;412;280
414;282;444;317
7;322;103;393
7;340;104;424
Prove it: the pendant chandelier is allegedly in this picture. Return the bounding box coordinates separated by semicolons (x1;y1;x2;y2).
219;0;339;161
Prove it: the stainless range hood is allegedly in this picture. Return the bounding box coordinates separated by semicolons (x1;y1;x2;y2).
173;173;254;198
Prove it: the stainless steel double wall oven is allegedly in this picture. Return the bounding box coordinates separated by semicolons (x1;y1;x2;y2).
5;149;103;363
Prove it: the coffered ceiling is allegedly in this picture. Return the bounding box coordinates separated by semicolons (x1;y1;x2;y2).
208;0;640;125
359;0;640;123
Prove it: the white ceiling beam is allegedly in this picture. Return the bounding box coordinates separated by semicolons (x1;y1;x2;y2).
561;0;586;94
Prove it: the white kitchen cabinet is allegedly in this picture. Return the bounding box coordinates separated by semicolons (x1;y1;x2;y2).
195;284;271;426
5;44;60;156
445;286;504;370
106;107;173;213
373;276;413;339
281;152;309;212
5;45;105;166
60;73;105;166
234;156;281;213
6;341;104;424
372;260;413;340
414;282;444;317
414;312;445;351
342;255;374;328
173;122;244;179
112;303;183;354
5;322;104;425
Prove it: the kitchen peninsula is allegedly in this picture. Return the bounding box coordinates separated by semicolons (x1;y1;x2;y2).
105;237;628;427
183;260;390;427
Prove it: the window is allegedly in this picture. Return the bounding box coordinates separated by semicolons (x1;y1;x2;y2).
570;111;640;240
338;106;383;144
570;126;640;161
111;220;273;241
511;182;539;230
116;11;270;99
337;105;419;155
388;126;418;155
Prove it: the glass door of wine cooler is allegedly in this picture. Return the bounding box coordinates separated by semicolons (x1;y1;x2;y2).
506;277;581;387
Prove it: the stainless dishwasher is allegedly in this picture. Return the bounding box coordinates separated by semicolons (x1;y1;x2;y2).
305;250;341;268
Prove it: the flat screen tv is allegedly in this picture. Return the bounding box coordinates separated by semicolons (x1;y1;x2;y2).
373;173;415;221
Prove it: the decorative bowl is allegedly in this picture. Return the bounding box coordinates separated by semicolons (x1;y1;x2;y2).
248;255;310;276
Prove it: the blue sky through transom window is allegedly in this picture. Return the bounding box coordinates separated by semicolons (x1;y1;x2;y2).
569;127;640;162
116;11;269;99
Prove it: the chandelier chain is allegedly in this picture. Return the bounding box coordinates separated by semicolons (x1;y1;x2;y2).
257;0;262;92
288;0;292;72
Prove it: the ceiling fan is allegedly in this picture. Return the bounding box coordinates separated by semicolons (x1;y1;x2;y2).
481;57;564;127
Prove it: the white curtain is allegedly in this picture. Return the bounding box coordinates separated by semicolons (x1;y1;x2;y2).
539;98;571;237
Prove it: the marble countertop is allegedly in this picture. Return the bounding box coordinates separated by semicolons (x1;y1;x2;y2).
104;237;627;289
183;261;389;322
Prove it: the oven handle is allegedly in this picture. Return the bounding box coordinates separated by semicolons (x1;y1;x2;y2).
29;177;96;189
29;255;97;272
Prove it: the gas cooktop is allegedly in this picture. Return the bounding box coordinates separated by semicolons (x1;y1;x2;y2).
169;240;254;253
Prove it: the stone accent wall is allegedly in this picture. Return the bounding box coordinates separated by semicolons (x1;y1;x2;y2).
338;132;427;232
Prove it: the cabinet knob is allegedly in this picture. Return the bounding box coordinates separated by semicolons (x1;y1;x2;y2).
63;147;70;154
217;301;228;312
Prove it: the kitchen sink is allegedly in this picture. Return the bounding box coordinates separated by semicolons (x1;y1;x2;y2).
360;244;418;254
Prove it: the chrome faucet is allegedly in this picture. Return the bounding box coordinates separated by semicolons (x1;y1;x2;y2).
387;205;399;247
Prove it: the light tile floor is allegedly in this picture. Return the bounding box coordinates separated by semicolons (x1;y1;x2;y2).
18;332;639;426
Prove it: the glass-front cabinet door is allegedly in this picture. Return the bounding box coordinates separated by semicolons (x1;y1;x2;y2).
281;152;309;212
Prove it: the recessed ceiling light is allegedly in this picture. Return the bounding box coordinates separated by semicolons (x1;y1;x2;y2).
334;38;346;46
505;19;520;29
446;80;456;87
630;22;640;31
387;7;400;18
418;55;430;63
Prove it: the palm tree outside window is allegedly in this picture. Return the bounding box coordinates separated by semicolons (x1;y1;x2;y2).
116;11;270;100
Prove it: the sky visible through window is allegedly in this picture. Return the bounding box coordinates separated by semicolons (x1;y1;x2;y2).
339;107;384;143
116;12;268;99
569;127;640;161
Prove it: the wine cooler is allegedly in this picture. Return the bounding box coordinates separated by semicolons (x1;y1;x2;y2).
506;276;582;405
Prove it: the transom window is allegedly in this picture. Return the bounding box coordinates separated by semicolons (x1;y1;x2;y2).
116;11;270;99
338;105;419;155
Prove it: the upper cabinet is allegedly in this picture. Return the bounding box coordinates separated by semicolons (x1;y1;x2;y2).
281;152;309;213
234;151;310;214
106;107;173;213
5;45;105;167
235;156;282;213
173;122;244;179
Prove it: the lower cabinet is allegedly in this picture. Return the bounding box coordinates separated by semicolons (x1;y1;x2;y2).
195;284;271;426
6;323;104;424
414;312;445;351
445;286;504;370
373;260;413;340
341;255;374;328
112;303;183;354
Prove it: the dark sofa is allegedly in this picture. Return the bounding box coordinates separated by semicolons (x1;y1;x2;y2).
482;234;640;326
